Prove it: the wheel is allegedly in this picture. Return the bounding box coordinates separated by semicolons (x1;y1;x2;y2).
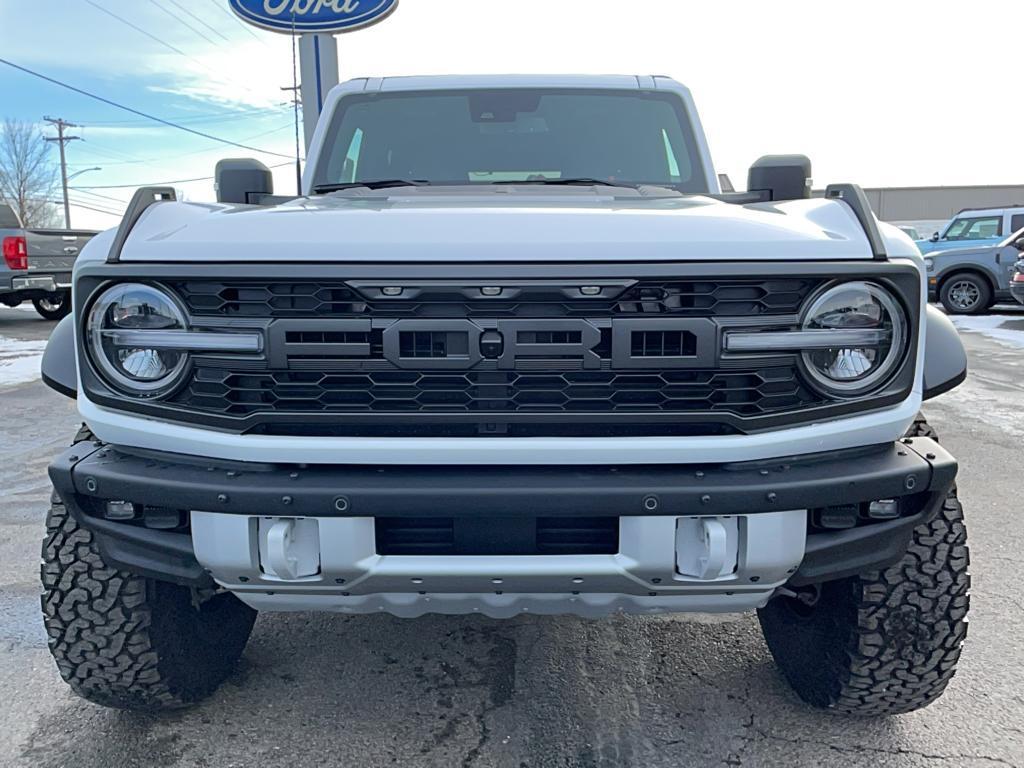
757;416;969;716
32;291;71;320
939;273;991;314
41;430;257;710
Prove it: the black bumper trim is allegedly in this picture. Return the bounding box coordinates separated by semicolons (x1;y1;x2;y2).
48;438;957;588
50;439;956;520
791;488;947;586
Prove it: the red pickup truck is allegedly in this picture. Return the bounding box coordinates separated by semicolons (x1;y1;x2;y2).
1;203;97;319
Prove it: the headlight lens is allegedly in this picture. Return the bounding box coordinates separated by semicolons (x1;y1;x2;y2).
87;283;189;396
800;281;907;397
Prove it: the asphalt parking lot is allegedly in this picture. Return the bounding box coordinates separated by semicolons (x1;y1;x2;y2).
1;304;1022;768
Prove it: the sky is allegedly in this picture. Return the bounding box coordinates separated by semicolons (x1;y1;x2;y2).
1;0;1021;231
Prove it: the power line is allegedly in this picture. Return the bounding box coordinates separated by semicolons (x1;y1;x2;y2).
206;0;274;47
70;122;295;169
0;58;294;159
163;0;231;42
74;161;296;189
145;0;222;47
80;0;267;101
74;105;289;127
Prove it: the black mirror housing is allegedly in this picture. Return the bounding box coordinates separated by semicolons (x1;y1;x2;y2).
215;158;274;205
747;155;812;202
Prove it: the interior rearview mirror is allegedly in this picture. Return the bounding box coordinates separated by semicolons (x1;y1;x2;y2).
215;158;274;205
746;155;812;202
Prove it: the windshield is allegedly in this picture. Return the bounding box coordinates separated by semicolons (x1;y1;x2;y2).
942;215;1002;241
313;89;709;192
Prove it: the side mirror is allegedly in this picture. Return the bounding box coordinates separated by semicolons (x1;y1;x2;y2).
215;158;274;204
930;232;940;242
747;155;812;201
1014;237;1024;251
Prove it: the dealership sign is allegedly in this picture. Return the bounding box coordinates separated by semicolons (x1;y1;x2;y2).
229;0;399;34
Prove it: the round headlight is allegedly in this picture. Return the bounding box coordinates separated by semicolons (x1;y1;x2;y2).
87;283;189;396
800;281;907;397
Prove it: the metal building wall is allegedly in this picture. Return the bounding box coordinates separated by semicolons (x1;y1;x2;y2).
815;185;1024;222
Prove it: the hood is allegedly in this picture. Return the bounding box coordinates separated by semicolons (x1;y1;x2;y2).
117;190;879;263
928;244;999;261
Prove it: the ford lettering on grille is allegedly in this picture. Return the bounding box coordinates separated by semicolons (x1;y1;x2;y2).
265;318;718;370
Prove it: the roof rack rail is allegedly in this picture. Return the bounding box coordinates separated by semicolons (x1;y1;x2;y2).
953;204;1024;215
825;184;887;261
107;186;177;263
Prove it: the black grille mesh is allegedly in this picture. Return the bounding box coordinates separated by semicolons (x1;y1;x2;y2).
169;279;815;318
158;277;830;436
174;366;819;417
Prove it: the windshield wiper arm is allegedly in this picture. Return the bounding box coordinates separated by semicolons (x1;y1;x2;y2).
491;178;639;189
313;179;431;193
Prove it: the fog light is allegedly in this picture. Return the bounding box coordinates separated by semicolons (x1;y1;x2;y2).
867;499;900;520
676;517;738;580
105;500;138;521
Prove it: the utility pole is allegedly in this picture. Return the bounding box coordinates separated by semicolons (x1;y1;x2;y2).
280;85;303;194
43;117;80;228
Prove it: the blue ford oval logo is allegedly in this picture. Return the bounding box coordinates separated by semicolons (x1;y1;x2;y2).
229;0;399;34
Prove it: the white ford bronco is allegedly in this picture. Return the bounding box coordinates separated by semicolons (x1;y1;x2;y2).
41;75;970;715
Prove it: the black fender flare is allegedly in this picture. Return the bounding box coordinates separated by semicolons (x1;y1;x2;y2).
41;315;78;399
923;305;967;400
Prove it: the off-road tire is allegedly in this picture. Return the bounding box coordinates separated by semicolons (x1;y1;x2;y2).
758;415;969;715
41;430;257;710
32;292;71;321
939;272;991;315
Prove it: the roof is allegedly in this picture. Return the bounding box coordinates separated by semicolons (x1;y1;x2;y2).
346;74;679;91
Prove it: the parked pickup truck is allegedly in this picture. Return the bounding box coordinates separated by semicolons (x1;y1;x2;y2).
1;203;96;319
39;75;970;718
925;226;1024;313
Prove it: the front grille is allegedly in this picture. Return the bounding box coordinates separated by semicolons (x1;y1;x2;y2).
170;278;816;319
175;366;818;417
78;263;922;437
375;516;619;555
157;276;833;436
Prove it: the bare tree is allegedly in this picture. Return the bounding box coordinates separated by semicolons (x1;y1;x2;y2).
0;119;61;228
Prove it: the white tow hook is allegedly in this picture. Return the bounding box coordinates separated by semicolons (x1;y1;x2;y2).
259;518;321;580
676;517;739;580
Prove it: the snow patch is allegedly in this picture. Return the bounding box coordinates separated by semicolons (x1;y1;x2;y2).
949;315;1024;350
0;337;46;387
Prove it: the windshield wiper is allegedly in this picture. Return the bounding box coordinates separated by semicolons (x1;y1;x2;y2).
313;180;431;194
491;178;640;189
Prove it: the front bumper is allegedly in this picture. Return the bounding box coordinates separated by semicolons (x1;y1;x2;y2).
1011;282;1024;306
50;437;957;617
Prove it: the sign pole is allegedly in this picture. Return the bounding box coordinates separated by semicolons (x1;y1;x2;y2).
299;33;340;153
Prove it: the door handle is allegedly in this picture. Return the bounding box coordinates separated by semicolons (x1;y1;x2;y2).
63;247;79;255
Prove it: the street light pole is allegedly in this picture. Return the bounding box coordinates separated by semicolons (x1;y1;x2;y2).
43;117;81;229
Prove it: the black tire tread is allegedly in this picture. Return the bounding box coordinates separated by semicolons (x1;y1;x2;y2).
759;415;970;716
41;428;256;710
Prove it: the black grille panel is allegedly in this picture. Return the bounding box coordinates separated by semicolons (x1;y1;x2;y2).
153;276;836;436
175;366;820;417
169;279;817;318
375;516;619;555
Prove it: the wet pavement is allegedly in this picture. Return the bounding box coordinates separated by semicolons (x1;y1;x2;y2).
1;305;1022;768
